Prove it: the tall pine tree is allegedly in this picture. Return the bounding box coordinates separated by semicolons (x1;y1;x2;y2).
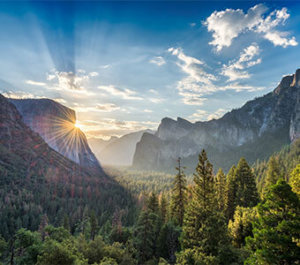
180;150;235;263
263;156;281;195
170;157;187;226
225;165;237;221
235;158;259;208
215;168;226;212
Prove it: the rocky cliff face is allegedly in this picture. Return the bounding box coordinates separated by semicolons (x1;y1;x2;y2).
10;98;104;175
133;69;300;173
0;94;95;179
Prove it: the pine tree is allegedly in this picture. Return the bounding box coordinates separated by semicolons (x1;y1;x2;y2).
245;180;300;264
235;158;259;208
193;150;215;211
180;150;235;263
147;192;159;214
290;164;300;197
38;214;49;241
134;210;158;263
215;168;226;212
225;165;237;221
159;193;168;223
263;156;281;194
90;211;98;240
170;157;187;226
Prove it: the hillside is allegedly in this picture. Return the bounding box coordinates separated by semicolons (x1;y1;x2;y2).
133;69;300;173
0;94;134;239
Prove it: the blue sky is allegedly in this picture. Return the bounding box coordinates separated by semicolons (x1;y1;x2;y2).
0;1;300;139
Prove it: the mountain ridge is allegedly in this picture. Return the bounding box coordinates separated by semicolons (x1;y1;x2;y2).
133;68;300;173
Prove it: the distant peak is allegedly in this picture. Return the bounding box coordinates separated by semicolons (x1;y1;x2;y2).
291;68;300;88
274;69;300;94
161;117;176;123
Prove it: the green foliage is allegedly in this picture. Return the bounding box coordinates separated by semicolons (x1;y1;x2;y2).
181;150;236;264
290;164;300;197
228;206;257;248
215;168;226;212
235;158;259;208
245;180;300;264
262;156;281;195
133;210;159;263
254;138;300;193
170;160;187;226
225;165;237;221
0;236;7;259
14;228;42;265
157;221;181;264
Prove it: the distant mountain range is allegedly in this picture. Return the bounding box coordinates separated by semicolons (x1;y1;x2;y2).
133;68;300;173
88;130;154;166
10;98;104;175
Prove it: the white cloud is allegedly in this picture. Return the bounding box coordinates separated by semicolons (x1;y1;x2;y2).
46;70;99;91
89;72;99;77
97;85;143;100
222;43;262;81
25;80;46;86
149;56;166;66
204;4;297;51
190;22;196;27
78;118;159;138
189;108;228;121
2;90;45;99
96;103;120;112
169;47;265;105
149;97;164;103
168;47;217;105
144;109;153;113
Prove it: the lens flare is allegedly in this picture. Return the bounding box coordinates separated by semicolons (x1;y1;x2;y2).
74;121;81;129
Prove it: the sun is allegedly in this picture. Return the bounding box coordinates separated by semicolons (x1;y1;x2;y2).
74;121;81;129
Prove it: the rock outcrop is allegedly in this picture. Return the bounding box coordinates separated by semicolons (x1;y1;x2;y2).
10;98;104;175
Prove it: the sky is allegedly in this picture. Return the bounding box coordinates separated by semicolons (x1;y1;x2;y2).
0;1;300;139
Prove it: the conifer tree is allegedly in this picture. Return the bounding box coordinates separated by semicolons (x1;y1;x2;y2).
235;158;259;208
134;210;158;263
90;211;98;240
170;157;187;226
245;180;300;264
290;164;300;197
215;168;226;212
263;156;281;194
180;150;235;263
225;165;237;221
147;192;159;214
159;193;168;224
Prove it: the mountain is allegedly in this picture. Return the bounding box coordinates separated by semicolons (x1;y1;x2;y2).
88;136;119;156
89;130;154;166
10;98;104;175
0;93;133;238
133;68;300;173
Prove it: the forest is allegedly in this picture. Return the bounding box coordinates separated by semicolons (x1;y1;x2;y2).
0;139;299;265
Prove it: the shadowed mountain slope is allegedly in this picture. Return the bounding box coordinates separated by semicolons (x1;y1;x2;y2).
0;94;134;238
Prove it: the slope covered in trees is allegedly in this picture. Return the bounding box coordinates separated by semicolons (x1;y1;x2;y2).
1;141;299;264
0;94;135;240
